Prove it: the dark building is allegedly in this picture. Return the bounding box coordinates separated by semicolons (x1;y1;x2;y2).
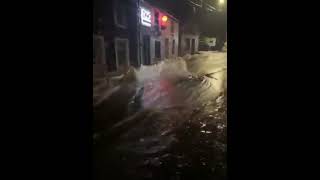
93;0;180;76
93;0;139;76
93;0;226;76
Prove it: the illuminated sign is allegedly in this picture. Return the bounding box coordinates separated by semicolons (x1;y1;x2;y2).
141;7;151;27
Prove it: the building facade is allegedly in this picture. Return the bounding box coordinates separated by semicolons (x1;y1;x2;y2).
139;1;179;65
93;0;180;75
179;30;199;55
93;0;139;76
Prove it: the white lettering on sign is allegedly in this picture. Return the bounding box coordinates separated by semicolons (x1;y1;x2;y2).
141;7;151;27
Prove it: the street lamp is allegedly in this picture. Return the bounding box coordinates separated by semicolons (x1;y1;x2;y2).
217;0;225;12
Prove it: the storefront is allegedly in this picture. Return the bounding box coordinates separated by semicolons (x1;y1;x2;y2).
139;2;179;65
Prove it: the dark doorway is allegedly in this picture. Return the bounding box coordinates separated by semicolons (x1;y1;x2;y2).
191;39;195;54
107;42;117;71
172;39;175;55
143;35;151;65
185;38;190;52
155;40;161;59
165;38;169;58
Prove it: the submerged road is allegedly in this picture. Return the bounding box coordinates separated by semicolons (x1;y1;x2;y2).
93;51;227;180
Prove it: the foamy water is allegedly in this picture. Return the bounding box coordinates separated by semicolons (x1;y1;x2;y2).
94;52;226;156
94;52;226;109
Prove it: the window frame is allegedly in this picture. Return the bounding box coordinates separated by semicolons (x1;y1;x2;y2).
171;21;175;33
114;38;130;68
113;2;128;29
93;35;106;65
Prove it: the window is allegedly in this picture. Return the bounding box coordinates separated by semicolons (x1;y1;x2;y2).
154;12;159;29
115;38;129;68
171;22;174;33
93;35;106;64
172;39;175;55
155;41;161;59
114;2;127;28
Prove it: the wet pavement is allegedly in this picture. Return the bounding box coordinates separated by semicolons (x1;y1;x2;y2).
93;51;227;180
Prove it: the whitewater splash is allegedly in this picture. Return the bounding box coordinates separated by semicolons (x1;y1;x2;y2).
135;57;190;83
93;52;226;108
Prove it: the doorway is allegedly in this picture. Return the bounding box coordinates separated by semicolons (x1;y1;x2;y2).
191;38;195;54
143;35;151;65
165;38;169;58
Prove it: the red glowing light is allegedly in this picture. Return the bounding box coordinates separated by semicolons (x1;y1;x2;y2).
161;15;168;22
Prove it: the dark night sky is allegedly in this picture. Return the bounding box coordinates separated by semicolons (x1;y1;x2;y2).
145;0;227;37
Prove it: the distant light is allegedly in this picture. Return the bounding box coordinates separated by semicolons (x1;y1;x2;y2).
219;0;224;5
162;15;168;22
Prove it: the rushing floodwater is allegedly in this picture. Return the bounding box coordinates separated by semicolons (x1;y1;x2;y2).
93;51;227;180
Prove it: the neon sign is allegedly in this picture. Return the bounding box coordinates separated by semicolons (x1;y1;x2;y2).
141;7;151;27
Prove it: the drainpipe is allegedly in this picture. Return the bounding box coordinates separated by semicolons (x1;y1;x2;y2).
137;0;141;67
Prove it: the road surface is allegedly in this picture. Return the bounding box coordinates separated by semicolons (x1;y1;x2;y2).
93;51;227;180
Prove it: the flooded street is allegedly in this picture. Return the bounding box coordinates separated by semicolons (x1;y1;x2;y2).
93;51;227;180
